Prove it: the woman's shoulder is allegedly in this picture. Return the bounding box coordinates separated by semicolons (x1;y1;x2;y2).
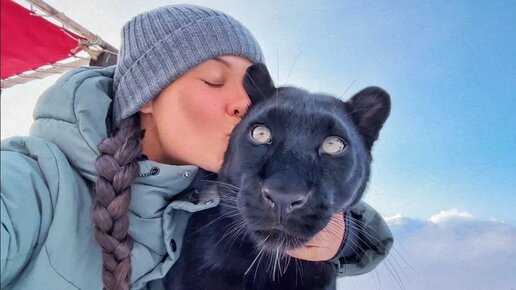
29;66;117;180
33;65;116;119
33;65;115;118
57;65;116;85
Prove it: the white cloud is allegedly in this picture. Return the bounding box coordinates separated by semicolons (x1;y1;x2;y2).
384;213;404;225
337;210;516;290
429;208;474;224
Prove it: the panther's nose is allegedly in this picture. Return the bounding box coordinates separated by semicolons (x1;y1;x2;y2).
261;186;308;221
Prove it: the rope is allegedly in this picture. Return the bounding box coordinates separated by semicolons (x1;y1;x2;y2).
29;4;117;60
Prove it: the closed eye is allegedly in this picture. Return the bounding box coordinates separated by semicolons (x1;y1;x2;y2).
204;80;224;88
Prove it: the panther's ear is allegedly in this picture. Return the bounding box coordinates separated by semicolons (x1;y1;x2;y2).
345;86;391;151
244;63;276;105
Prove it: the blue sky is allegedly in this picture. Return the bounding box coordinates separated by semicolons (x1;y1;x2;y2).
2;1;515;289
220;0;516;224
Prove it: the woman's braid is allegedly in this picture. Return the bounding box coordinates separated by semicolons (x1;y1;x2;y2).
92;114;142;290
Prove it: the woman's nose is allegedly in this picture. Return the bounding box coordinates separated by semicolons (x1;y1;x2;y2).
226;86;251;118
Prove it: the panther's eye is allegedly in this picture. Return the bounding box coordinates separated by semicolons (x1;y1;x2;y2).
249;125;272;144
320;136;347;155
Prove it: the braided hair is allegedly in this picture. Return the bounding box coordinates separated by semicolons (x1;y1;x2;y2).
92;114;142;290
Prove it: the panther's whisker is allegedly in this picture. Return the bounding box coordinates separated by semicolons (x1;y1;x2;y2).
191;209;240;235
214;219;247;248
218;203;238;210
337;226;371;278
346;219;409;289
217;190;238;197
217;198;238;206
276;47;280;94
266;246;275;278
344;104;390;119
339;80;356;100
341;229;367;259
349;218;413;273
216;188;239;196
223;220;249;250
294;257;301;287
245;233;270;276
383;255;407;290
282;241;292;276
273;247;280;281
346;218;383;246
202;179;241;191
253;243;268;283
284;50;302;86
245;72;270;101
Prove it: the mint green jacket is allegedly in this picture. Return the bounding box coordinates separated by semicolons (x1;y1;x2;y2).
1;66;392;290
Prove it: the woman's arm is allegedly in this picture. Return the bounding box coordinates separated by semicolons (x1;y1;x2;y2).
1;150;52;287
288;211;345;261
332;201;393;277
287;201;393;277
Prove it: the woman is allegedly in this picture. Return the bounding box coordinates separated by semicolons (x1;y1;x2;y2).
0;4;393;290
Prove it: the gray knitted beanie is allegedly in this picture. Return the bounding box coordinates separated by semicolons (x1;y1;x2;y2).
112;4;265;125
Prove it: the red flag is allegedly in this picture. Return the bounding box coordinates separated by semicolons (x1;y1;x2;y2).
1;0;82;79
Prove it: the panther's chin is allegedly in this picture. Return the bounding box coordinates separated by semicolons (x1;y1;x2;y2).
250;229;311;252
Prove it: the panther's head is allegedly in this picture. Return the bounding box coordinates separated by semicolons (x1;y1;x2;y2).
218;63;391;251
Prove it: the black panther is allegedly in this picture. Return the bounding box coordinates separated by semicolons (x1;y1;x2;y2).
166;63;391;290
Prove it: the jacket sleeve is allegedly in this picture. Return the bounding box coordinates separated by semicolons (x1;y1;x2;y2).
331;201;393;277
1;150;53;287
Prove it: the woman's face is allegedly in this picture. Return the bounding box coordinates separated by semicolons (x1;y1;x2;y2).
140;55;253;172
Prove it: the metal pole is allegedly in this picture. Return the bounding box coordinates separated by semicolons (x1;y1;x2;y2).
24;0;118;54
